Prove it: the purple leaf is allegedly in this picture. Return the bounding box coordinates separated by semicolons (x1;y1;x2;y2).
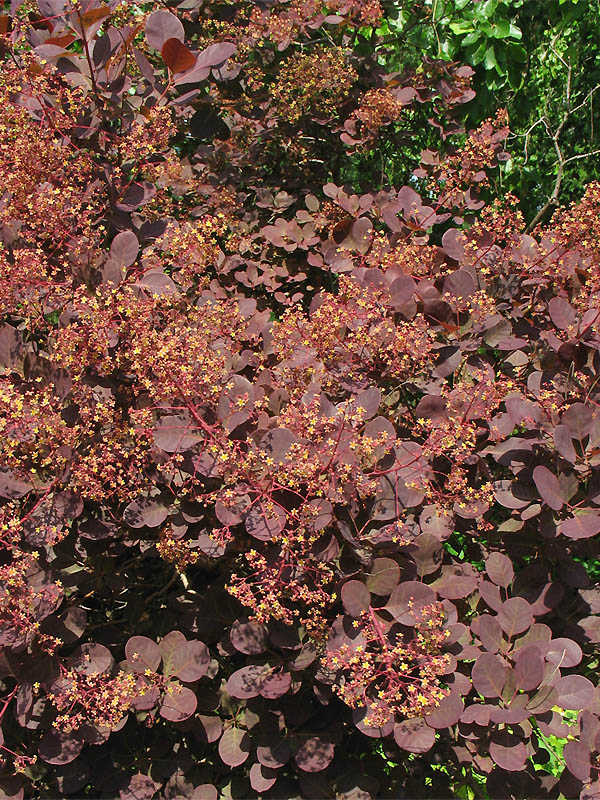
152;413;202;453
561;513;600;539
250;764;277;793
555;675;595;710
425;691;463;728
196;42;237;69
256;742;290;768
546;638;582;668
562;402;593;439
497;597;533;637
260;427;297;463
145;10;184;50
159;684;197;722
489;731;527;772
471;653;507;697
485;553;514;588
386;581;435;624
554;425;577;463
119;773;159;800
476;615;503;653
394;718;435;753
226;665;269;699
294;737;335;772
125;636;161;673
341;580;370;617
435;563;479;599
564;740;592;782
38;731;82;766
230;618;268;655
526;684;558;714
171;641;210;682
533;466;564;511
260;671;291;699
110;231;139;267
244;503;286;541
194;715;222;743
548;297;576;331
68;643;113;676
159;631;187;677
123;497;168;529
366;558;400;596
218;728;251;767
514;647;544;691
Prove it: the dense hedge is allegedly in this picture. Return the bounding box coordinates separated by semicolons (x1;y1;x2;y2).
1;2;600;798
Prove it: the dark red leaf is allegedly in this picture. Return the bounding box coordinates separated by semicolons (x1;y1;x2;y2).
161;38;196;74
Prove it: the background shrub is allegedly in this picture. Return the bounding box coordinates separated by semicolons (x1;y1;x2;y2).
0;1;600;798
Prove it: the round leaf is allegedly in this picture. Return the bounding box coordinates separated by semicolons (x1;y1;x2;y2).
393;718;435;753
125;636;161;673
497;597;533;637
471;653;508;698
159;684;197;722
386;581;435;624
218;727;250;768
294;737;334;772
341;580;370;617
533;465;564;511
485;552;514;588
171;641;210;682
366;558;400;596
555;675;595;710
145;10;184;50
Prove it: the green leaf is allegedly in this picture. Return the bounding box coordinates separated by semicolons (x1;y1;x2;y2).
462;30;481;46
484;44;498;70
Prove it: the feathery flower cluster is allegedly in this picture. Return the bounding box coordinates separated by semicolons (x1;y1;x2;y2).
323;604;450;726
49;669;137;733
270;47;357;123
